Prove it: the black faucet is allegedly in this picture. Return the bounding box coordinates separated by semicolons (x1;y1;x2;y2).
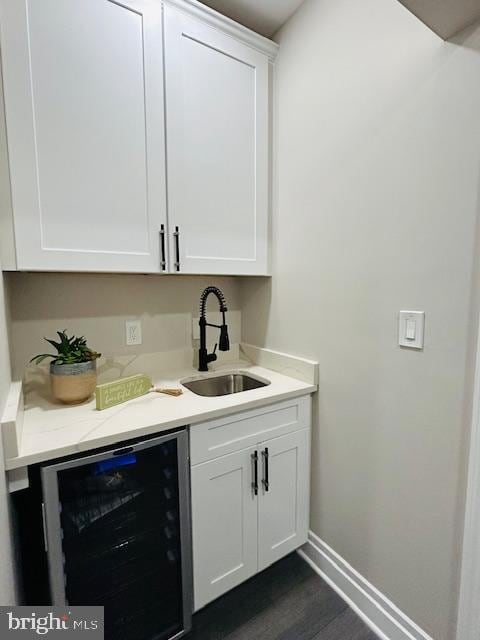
198;286;230;372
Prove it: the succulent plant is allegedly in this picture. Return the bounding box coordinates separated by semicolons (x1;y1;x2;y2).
30;330;101;366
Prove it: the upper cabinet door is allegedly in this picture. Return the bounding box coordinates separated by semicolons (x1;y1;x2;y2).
0;0;167;272
163;6;270;275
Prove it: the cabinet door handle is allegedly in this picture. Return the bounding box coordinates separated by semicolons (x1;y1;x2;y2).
159;225;166;271
262;447;269;492
251;450;258;496
173;226;180;272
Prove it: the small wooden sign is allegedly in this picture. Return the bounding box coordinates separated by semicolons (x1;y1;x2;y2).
95;374;152;411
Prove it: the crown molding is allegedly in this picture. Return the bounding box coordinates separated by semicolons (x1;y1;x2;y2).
163;0;279;61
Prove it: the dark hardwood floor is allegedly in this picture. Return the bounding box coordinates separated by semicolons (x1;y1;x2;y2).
188;553;378;640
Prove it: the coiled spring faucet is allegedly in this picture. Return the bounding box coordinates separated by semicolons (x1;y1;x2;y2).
198;286;230;371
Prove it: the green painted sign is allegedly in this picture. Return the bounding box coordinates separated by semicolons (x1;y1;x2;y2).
95;374;153;411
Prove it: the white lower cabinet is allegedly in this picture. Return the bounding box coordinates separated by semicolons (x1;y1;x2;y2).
190;396;311;611
258;429;310;570
191;447;258;610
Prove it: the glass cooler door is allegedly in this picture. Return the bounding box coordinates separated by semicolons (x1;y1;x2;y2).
41;430;192;640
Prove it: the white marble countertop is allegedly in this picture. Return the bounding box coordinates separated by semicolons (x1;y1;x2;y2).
3;346;318;470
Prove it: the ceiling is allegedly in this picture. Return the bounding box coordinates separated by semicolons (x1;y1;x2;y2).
199;0;305;37
398;0;480;39
201;0;480;41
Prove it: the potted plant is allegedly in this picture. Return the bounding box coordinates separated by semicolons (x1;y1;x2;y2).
31;330;101;404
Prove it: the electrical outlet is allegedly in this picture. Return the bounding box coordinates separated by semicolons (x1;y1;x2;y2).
126;320;142;346
192;317;200;340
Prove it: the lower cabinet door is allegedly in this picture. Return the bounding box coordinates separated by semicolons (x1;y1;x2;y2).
258;429;310;570
191;447;258;610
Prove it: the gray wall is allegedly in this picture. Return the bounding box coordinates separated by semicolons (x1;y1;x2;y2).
6;273;242;378
240;0;480;637
0;262;18;605
0;48;18;607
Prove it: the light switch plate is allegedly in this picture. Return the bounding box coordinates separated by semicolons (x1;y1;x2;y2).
398;311;424;349
126;320;142;346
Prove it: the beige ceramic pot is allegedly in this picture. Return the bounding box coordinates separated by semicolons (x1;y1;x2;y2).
50;361;97;404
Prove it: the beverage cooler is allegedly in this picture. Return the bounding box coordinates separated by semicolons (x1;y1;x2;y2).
40;429;192;640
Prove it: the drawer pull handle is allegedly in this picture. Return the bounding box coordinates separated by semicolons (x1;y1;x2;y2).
251;450;258;496
262;447;269;492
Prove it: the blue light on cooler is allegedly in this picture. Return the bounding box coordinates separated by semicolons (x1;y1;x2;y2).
93;453;137;474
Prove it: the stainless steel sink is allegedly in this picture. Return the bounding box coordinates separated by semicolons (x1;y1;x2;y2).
182;372;270;397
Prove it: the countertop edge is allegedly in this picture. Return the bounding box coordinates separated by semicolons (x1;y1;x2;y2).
1;381;24;460
5;384;316;471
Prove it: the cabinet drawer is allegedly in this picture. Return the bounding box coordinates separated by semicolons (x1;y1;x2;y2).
190;395;311;465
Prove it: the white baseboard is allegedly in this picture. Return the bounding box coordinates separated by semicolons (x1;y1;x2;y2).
298;531;434;640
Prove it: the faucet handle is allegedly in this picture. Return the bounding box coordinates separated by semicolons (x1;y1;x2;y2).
219;324;230;351
213;343;218;355
207;344;218;365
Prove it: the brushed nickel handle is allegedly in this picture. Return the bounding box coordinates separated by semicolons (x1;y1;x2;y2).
41;502;48;552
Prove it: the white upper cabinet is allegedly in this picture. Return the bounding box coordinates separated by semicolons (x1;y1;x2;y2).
163;5;271;275
0;0;277;274
0;0;167;273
